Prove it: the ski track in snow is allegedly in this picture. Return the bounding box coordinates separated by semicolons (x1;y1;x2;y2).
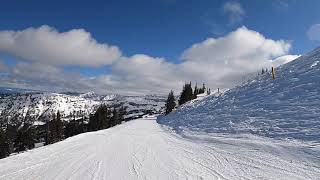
0;117;319;180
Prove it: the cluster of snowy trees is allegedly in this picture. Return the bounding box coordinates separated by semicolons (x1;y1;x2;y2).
165;82;210;115
88;105;126;131
0;122;36;158
0;104;127;159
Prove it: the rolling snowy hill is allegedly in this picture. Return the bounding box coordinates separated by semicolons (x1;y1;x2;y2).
158;47;320;143
0;92;165;124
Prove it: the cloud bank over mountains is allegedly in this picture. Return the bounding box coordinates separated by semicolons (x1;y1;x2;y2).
0;26;298;95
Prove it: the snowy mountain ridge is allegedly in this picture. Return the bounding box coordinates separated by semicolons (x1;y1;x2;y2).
0;92;165;125
158;47;320;143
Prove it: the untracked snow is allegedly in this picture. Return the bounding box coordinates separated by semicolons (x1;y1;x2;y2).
0;117;319;180
158;47;320;143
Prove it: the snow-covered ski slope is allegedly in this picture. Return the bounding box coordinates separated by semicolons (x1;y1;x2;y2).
1;117;319;180
158;47;320;143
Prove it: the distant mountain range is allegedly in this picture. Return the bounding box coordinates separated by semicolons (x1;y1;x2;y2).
0;89;165;125
0;87;40;94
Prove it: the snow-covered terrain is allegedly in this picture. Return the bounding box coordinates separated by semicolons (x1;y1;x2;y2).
0;117;319;180
2;47;320;179
158;47;320;143
0;92;165;124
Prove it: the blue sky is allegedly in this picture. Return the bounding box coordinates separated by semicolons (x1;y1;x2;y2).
0;0;319;94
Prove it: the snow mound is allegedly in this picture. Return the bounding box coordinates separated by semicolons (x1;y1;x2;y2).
158;47;320;142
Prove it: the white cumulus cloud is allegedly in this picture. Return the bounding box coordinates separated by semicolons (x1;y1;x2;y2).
180;26;296;89
0;26;298;95
0;25;121;67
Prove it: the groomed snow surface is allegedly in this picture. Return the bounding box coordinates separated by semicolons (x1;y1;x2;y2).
0;117;319;180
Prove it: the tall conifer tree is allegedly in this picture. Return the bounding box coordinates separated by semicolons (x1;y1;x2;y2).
165;90;176;115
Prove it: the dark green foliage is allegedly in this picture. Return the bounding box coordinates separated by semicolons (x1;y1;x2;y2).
46;111;64;144
207;88;211;95
56;111;63;141
88;105;126;131
64;118;87;138
88;105;111;131
0;128;10;158
198;83;206;94
0;122;36;157
178;82;208;105
14;124;36;152
175;81;210;107
5;124;17;151
193;84;199;99
111;108;120;126
118;106;127;122
0;104;127;159
178;82;194;105
165;90;176;115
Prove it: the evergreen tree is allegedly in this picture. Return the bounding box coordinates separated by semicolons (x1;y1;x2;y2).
56;111;63;141
0;128;9;159
88;105;113;131
65;120;76;138
64;117;87;138
14;123;35;152
111;108;120;126
47;111;64;144
178;84;186;105
186;82;193;101
199;83;206;94
6;124;17;153
118;106;127;122
179;82;194;105
193;84;199;99
88;113;98;131
207;88;211;95
165;90;176;115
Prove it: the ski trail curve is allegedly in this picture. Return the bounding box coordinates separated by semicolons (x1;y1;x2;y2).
0;117;319;180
